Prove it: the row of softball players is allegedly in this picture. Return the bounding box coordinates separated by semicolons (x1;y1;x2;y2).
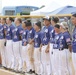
21;16;73;75
0;15;76;75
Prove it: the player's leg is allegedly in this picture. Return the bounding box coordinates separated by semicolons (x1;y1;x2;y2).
13;41;19;71
18;41;22;71
34;48;41;75
72;52;76;75
21;46;27;72
0;39;6;67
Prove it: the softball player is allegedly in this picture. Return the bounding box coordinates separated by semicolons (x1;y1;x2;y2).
41;16;52;75
71;13;76;75
5;17;15;69
0;18;7;68
59;22;72;75
52;24;62;75
21;21;28;73
49;17;59;74
26;20;35;74
33;21;42;75
51;17;59;26
12;18;23;72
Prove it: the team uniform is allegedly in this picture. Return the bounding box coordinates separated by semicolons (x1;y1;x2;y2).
52;32;62;75
21;29;28;72
59;32;71;75
52;32;71;75
12;25;23;71
49;27;55;75
26;28;35;72
5;24;15;69
34;30;42;75
41;25;52;75
72;27;76;74
0;24;6;67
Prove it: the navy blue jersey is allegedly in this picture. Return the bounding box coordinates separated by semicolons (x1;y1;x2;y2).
12;25;23;42
72;27;76;53
27;28;35;43
50;27;55;43
63;31;71;48
5;24;15;40
41;25;53;45
53;32;71;49
53;33;62;49
2;24;7;31
22;29;28;46
34;31;42;48
0;24;4;39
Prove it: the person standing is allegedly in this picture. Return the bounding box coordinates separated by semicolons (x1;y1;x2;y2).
41;16;52;75
59;22;72;75
49;17;59;74
33;21;42;75
0;18;6;68
12;18;23;72
21;21;28;73
52;24;62;75
26;20;35;74
71;13;76;75
5;17;15;69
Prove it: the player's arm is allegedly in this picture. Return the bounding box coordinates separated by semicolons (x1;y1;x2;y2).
45;43;50;53
29;29;35;44
45;30;50;53
68;45;72;52
29;39;34;44
65;34;72;52
39;44;42;52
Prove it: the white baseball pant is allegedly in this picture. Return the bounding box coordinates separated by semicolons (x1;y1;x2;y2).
26;44;34;72
52;49;60;75
0;39;6;67
34;47;41;74
72;52;76;75
6;40;14;69
52;49;72;75
21;45;27;72
41;45;51;75
58;49;71;75
13;41;22;71
49;43;53;75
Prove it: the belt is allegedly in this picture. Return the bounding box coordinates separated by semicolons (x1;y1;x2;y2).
59;48;68;51
42;44;48;46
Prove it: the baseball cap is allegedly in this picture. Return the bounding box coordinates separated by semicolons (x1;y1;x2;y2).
43;16;51;21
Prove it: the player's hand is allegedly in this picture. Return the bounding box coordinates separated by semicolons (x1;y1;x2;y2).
69;49;72;53
45;48;49;53
29;39;34;44
24;42;27;46
39;48;41;52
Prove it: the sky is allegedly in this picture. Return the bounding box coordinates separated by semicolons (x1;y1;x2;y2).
2;0;76;8
0;0;76;14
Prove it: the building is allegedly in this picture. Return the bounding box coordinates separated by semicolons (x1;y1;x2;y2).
2;6;39;15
